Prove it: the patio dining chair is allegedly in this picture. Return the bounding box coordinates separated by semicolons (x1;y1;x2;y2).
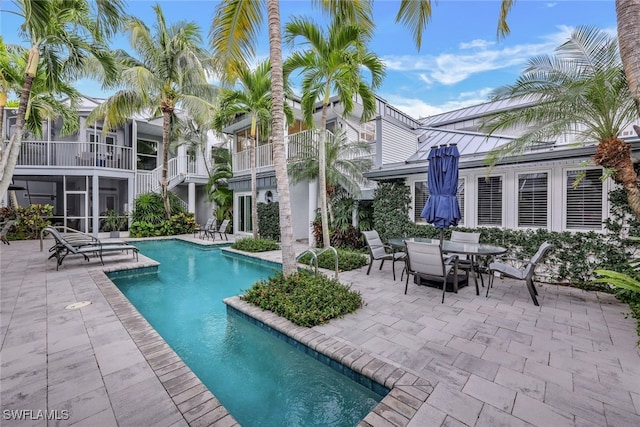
362;230;405;280
404;240;459;303
195;218;215;239
487;241;553;306
450;230;484;290
215;219;230;241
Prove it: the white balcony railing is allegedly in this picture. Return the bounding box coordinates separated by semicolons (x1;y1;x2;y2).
231;129;376;173
9;140;134;170
135;155;210;195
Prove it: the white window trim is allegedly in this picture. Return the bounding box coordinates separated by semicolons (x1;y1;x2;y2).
516;169;551;229
562;167;606;232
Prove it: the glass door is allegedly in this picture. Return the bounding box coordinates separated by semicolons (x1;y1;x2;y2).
238;195;253;233
65;192;88;232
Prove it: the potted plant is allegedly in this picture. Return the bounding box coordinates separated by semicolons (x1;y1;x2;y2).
103;209;127;238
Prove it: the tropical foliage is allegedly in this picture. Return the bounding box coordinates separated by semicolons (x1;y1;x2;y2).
207;146;233;222
241;269;363;327
482;26;640;219
89;4;215;219
0;0;126;197
231;237;279;252
284;14;384;248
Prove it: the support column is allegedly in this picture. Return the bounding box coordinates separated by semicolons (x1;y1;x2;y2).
188;182;196;214
92;175;100;237
308;178;317;246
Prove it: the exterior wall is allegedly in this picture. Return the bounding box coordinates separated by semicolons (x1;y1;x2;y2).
380;119;418;165
290;180;310;242
404;156;612;233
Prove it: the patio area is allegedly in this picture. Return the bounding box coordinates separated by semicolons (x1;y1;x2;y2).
1;236;639;426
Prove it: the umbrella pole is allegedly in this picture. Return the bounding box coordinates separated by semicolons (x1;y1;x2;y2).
439;229;444;246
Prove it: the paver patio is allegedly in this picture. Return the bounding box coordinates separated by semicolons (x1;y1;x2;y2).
1;236;639;426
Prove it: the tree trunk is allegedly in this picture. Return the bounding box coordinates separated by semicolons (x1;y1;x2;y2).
0;74;35;199
250;135;259;238
318;111;330;247
617;0;640;116
267;0;297;276
161;107;172;219
593;137;640;220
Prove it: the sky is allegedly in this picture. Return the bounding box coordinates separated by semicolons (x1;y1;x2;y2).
2;0;618;119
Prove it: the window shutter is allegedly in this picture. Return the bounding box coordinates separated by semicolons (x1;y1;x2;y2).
566;169;602;230
414;181;428;222
518;173;548;227
457;179;465;226
477;176;502;226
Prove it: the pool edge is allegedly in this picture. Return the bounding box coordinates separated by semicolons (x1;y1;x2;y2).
224;296;436;426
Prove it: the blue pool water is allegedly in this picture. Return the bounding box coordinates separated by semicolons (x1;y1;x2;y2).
110;240;382;426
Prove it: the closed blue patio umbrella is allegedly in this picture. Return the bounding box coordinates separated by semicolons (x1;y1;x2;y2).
420;144;461;241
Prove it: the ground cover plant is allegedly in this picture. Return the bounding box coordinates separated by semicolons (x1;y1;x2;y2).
241;270;363;327
298;248;368;272
0;204;53;241
231;237;279;252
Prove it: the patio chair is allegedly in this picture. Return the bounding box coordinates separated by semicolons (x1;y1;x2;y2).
362;230;406;280
195;218;215;239
1;220;16;244
43;226;139;270
404;240;459;303
487;241;553;306
450;230;484;291
215;219;230;241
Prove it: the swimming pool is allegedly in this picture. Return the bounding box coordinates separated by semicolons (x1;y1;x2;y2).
110;240;382;426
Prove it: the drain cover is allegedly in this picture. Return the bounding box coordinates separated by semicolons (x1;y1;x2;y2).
65;301;92;310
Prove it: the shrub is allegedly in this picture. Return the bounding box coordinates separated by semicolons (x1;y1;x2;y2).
298;248;368;272
241;270;363;327
258;202;280;241
232;237;280;252
373;180;412;242
131;192;186;223
129;212;196;237
1;204;53;240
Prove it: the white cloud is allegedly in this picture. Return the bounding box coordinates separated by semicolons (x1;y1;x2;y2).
383;89;494;119
546;3;557;8
382;25;583;86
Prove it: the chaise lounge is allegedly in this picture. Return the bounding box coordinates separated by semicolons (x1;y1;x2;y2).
43;226;139;270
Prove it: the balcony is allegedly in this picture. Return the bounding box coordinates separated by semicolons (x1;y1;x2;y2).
9;140;135;171
232;129;376;173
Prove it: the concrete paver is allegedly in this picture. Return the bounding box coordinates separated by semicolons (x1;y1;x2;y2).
2;235;640;426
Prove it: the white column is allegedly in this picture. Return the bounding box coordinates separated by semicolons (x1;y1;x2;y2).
308;178;317;246
92;175;100;237
188;182;196;214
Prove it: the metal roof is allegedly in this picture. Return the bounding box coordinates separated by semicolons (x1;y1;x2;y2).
419;96;538;127
407;128;516;163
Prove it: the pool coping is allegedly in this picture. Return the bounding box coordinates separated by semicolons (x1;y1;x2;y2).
94;239;436;426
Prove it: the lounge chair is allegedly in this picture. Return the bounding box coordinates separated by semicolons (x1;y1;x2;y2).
404;240;459;303
195;218;216;239
362;230;406;280
1;220;16;245
487;241;552;306
215;219;230;241
43;226;138;270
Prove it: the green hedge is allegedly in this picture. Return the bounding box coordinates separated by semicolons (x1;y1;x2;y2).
241;270;363;327
257;202;280;241
298;248;368;272
231;237;279;252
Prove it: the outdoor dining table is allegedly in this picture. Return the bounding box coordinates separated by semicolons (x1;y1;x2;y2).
387;237;508;292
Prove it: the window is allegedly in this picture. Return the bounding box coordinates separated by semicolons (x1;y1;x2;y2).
414;182;428;222
414;179;465;224
360;121;376;142
238;194;253;232
137;139;158;171
566;169;603;230
477;176;502;226
518;172;548;228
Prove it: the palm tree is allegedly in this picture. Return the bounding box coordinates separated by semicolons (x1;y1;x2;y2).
89;4;215;219
207;146;233;223
288;130;372;228
283;16;384;248
0;0;126;198
213;60;294;239
616;1;640;127
482;26;640;219
211;0;298;274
